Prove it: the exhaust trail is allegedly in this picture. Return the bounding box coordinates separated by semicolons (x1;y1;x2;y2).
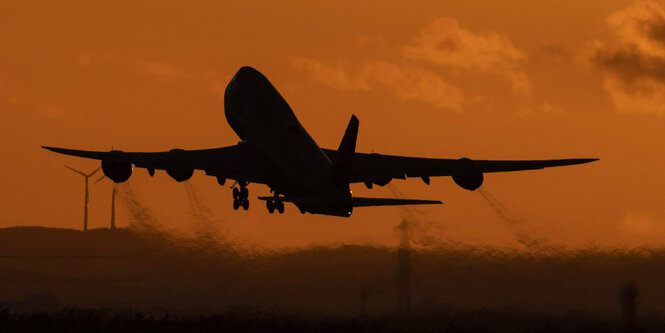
115;182;163;234
477;188;550;252
386;183;444;249
183;181;213;225
182;180;231;249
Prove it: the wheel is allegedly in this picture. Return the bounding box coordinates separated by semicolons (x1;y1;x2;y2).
299;208;306;214
232;187;240;200
242;199;249;210
232;199;240;210
277;201;284;214
241;187;249;200
267;200;275;213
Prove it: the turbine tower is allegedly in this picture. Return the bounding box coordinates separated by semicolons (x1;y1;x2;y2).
65;166;100;231
94;174;116;229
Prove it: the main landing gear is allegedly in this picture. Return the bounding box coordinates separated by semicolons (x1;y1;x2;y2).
232;182;249;210
266;199;284;214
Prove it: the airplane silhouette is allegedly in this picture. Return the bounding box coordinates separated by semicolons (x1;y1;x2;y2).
43;66;597;217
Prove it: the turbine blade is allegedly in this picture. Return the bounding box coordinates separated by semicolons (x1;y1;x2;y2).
87;167;101;177
94;174;106;184
65;166;87;176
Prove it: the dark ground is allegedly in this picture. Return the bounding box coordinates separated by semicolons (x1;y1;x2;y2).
0;226;664;332
1;307;663;333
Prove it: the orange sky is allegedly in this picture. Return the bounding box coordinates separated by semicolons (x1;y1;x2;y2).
2;0;665;249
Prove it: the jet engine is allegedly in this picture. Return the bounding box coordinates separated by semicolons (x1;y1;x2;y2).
452;173;483;191
166;165;194;182
101;159;132;183
166;149;193;182
452;157;483;191
373;178;392;186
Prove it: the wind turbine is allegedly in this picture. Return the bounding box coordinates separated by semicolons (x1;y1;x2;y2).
94;174;116;229
65;166;101;231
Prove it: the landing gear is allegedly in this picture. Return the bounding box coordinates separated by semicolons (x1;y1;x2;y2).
266;199;284;214
232;182;249;211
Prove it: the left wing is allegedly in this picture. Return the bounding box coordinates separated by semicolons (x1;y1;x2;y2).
42;144;273;184
322;148;597;188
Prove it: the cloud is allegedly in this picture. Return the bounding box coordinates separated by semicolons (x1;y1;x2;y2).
403;18;531;96
292;58;463;112
75;52;229;97
293;18;532;112
291;58;370;91
587;1;665;115
620;211;665;244
141;61;187;81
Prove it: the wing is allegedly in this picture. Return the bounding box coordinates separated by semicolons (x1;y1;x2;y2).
321;148;598;185
42;143;274;184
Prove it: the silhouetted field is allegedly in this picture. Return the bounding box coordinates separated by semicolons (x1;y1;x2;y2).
3;307;665;333
1;226;665;331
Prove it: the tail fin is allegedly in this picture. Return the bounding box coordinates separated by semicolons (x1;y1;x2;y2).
331;115;359;190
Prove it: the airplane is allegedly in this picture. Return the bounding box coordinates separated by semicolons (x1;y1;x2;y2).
43;66;597;217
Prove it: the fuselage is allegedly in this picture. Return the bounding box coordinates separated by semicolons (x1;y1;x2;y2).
223;66;352;216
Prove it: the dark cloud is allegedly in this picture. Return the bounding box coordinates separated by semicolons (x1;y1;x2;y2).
587;1;665;114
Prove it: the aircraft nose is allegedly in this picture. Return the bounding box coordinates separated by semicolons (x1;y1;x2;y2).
233;66;262;83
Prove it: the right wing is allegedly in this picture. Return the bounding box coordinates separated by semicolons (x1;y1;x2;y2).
42;143;274;184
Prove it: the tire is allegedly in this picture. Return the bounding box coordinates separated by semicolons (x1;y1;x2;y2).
267;200;275;213
241;187;249;199
232;188;240;200
232;199;240;210
242;199;249;210
277;202;284;214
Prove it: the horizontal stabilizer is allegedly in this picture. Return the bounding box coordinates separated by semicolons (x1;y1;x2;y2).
257;196;318;204
258;196;442;207
351;197;442;207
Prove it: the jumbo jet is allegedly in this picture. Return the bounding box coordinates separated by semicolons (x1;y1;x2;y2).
43;66;597;217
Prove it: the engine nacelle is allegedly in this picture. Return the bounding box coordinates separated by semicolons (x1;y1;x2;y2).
166;165;193;182
451;157;483;190
452;173;483;191
165;148;194;182
373;178;392;186
101;159;132;183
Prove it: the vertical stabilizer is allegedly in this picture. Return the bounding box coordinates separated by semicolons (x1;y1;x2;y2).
332;115;359;190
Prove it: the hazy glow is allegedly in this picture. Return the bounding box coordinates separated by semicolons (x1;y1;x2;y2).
1;0;664;249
